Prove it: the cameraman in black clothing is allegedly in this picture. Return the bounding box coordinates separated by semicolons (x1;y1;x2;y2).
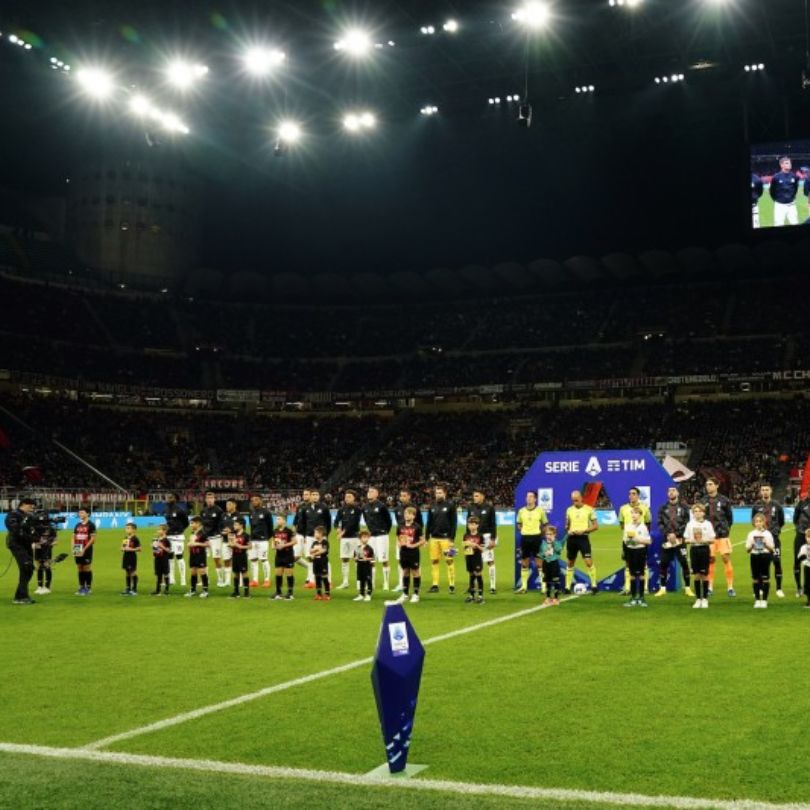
5;498;36;605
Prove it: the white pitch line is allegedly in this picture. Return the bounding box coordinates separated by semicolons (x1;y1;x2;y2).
83;596;576;751
0;742;807;810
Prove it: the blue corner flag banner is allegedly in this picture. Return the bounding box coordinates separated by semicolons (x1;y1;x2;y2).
371;604;425;773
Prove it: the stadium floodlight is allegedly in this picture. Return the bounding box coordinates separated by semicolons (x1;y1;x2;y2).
159;112;190;134
420;25;436;35
166;60;208;89
243;46;286;76
443;20;459;33
128;94;152;115
8;34;18;44
420;105;439;115
334;28;373;57
278;120;302;142
343;110;376;132
75;67;114;100
511;2;551;29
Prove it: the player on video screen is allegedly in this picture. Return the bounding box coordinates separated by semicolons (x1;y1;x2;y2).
751;173;763;228
769;156;799;226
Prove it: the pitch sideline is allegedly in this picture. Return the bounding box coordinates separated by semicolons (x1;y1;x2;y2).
83;595;578;750
0;742;807;810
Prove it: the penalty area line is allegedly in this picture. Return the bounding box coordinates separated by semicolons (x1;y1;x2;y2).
82;595;577;751
0;743;808;810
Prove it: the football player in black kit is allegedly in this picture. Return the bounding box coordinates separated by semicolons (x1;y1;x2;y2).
248;494;273;589
769;155;799;226
334;489;362;591
792;493;810;597
654;486;693;598
363;486;392;591
292;489;311;578
302;490;332;589
392;489;423;593
221;498;241;588
164;493;189;588
751;484;786;598
426;485;458;594
468;488;498;594
228;518;251;598
200;492;226;587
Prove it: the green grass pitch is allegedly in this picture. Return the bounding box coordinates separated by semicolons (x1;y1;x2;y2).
1;523;808;809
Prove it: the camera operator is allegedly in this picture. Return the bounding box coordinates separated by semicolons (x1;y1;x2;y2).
4;497;36;605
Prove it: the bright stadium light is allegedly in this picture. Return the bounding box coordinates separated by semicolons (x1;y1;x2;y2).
75;67;114;100
278;120;302;142
159;111;190;135
166;60;208;89
243;46;286;76
334;28;373;57
443;19;459;33
511;2;551;29
420;105;439;115
128;94;152;115
343;110;376;132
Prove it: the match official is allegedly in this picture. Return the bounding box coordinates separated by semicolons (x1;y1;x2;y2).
5;498;36;605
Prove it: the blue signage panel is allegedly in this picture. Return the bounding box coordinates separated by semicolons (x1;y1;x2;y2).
514;449;677;591
370;604;425;774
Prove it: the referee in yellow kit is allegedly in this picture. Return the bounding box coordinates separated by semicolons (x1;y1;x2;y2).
564;490;599;594
516;491;548;593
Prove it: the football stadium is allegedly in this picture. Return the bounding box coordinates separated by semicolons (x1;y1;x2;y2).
2;1;810;808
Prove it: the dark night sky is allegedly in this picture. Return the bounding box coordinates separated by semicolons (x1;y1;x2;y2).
2;0;810;275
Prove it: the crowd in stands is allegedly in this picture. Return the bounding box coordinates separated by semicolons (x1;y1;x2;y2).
2;395;808;508
2;271;808;394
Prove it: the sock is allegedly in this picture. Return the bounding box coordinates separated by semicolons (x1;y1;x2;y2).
708;558;716;590
371;565;377;591
521;568;530;590
546;580;553;598
177;558;186;585
775;561;783;590
125;574;131;591
316;574;323;595
795;567;802;590
37;567;44;587
78;571;84;589
695;580;703;599
762;580;770;601
431;564;440;587
447;564;456;587
565;567;574;590
86;571;93;590
340;561;350;585
682;565;691;587
382;566;390;591
476;574;484;595
754;579;761;600
403;574;410;595
397;565;404;588
659;566;667;589
488;564;496;590
190;574;198;593
243;576;249;597
638;577;645;599
287;575;294;594
588;564;597;588
262;561;270;582
155;577;161;593
624;568;630;591
201;574;208;592
413;576;421;594
45;567;52;588
276;574;283;594
630;578;637;599
132;575;138;593
724;559;734;589
468;575;475;594
164;574;170;593
251;562;259;582
306;561;314;583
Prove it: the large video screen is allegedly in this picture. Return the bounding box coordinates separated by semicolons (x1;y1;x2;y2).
751;140;810;229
